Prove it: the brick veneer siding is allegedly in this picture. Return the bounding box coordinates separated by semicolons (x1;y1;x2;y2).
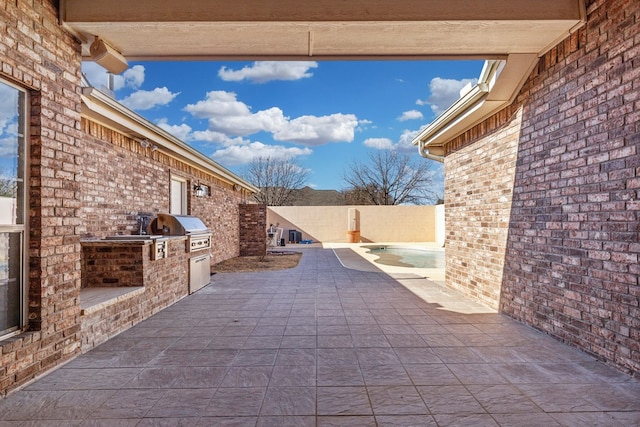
80;119;243;265
445;0;639;374
0;1;248;395
0;0;83;395
444;107;523;309
239;204;267;256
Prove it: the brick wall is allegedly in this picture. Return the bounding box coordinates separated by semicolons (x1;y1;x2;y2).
239;204;267;256
444;106;523;309
80;238;190;350
0;0;83;395
446;0;639;374
82;243;150;288
80;119;243;266
0;0;248;395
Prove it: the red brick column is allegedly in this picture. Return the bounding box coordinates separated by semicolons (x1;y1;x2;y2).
239;204;267;257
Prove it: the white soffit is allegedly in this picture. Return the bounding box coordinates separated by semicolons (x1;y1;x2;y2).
60;0;586;60
413;53;541;149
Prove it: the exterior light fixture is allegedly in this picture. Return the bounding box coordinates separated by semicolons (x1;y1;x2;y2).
139;139;151;148
194;183;207;198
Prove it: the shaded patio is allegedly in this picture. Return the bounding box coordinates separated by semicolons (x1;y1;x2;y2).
0;247;638;426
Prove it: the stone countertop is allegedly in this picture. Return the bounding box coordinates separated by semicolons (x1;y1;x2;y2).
80;235;186;246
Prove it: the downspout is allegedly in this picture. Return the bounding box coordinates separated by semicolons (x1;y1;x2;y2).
418;140;445;163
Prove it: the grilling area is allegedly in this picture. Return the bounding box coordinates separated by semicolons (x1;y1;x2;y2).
79;214;216;350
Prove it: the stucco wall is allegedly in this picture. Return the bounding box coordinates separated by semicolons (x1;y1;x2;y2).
445;0;639;374
268;205;437;243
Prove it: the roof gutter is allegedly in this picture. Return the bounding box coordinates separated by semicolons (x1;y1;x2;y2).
412;53;540;156
418;141;445;163
81;87;259;194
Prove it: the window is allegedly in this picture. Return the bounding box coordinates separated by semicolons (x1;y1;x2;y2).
0;80;27;339
170;175;187;215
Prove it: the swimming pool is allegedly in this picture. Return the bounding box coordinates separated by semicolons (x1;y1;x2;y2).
363;245;445;269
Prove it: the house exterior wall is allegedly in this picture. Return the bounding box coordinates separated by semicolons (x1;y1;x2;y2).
445;0;639;374
268;205;437;243
80;238;190;350
0;1;250;396
444;107;522;309
0;0;83;396
80;119;243;265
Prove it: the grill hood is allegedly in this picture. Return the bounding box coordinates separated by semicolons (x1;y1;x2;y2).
148;213;210;236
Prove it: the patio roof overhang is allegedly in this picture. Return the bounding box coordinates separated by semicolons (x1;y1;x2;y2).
60;0;586;159
412;53;542;161
61;0;585;61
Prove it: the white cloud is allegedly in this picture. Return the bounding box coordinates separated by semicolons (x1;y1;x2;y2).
417;77;478;116
218;61;318;83
397;110;424;122
364;138;394;150
185;91;251;118
363;129;421;152
274;114;358;146
396;129;421;151
185;91;358;146
0;84;18;133
120;87;179;111
184;91;286;136
121;66;145;90
191;130;252;147
156;118;192;141
81;63;146;91
211;142;312;166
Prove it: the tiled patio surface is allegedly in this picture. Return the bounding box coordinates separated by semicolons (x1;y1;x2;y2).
1;247;639;426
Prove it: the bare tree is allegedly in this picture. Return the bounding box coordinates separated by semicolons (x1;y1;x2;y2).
343;150;436;205
0;170;17;198
244;157;309;206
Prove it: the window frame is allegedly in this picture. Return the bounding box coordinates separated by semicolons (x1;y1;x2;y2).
0;78;28;340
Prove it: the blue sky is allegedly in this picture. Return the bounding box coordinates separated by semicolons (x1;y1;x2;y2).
80;60;482;195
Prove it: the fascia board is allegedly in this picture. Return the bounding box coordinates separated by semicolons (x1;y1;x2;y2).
412;53;538;149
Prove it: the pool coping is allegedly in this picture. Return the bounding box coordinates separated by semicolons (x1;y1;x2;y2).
323;242;446;284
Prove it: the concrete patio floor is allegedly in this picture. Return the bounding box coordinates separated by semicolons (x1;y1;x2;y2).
1;246;639;426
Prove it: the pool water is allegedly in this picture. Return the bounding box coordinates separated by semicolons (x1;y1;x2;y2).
364;245;445;269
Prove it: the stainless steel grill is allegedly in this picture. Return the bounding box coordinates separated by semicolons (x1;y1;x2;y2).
149;214;209;236
147;213;212;293
147;214;212;253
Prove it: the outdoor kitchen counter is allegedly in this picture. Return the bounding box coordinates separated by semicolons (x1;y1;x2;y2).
80;236;189;288
79;236;195;350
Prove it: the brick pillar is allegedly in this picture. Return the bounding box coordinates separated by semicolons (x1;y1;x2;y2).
239;204;266;256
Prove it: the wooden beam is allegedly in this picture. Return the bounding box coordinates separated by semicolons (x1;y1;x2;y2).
62;0;583;22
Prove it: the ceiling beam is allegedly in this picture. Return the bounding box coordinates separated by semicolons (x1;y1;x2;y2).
62;0;582;22
60;0;585;60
